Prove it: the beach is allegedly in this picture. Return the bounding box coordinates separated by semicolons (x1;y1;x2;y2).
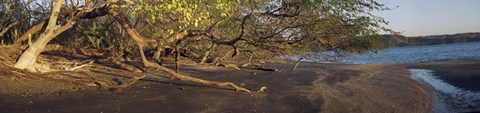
4;60;473;112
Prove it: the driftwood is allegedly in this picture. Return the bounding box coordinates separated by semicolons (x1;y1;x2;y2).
115;75;147;90
240;63;250;68
239;55;254;67
277;64;287;72
257;86;267;92
219;63;241;70
67;61;94;71
153;64;251;92
109;58;143;73
239;61;286;72
292;58;303;71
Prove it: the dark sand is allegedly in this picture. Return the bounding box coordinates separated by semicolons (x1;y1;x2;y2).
0;59;441;113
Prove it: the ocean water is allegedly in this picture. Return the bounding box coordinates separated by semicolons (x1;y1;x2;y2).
410;69;480;112
329;41;480;112
338;41;480;64
307;42;480;112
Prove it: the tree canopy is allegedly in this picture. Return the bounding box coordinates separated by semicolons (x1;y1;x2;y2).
0;0;393;92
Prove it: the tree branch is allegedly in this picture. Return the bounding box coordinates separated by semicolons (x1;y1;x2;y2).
0;20;19;38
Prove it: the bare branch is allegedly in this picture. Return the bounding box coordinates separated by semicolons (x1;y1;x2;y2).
0;20;19;37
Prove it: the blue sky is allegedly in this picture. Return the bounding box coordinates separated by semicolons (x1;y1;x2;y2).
374;0;480;36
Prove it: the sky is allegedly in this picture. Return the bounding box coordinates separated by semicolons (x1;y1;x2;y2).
374;0;480;36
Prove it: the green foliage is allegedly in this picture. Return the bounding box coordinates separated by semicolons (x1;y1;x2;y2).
141;0;393;60
5;0;394;62
244;0;391;57
131;0;240;33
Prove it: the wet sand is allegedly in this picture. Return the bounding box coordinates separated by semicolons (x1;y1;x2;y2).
408;61;480;92
408;61;480;112
0;60;438;113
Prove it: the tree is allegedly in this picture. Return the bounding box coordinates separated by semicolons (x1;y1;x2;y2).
7;0;392;92
14;0;99;70
107;0;252;92
9;0;253;92
0;0;35;43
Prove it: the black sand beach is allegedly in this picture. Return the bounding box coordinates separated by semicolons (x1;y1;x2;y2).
0;61;439;113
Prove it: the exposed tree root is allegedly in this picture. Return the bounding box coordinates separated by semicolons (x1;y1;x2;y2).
40;45;145;74
67;61;94;71
109;58;143;73
151;63;251;92
219;63;241;70
257;86;267;93
115;75;147;90
0;56;15;65
0;63;30;79
0;62;147;91
240;63;251;68
2;63;110;87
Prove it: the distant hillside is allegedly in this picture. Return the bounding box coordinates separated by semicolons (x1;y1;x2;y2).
383;32;480;47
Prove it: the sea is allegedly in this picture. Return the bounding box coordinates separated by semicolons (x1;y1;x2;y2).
308;41;480;113
340;41;480;64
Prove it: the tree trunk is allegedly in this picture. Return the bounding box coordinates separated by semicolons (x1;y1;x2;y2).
14;28;60;70
13;0;76;71
111;15;158;68
11;21;46;51
200;43;217;64
175;45;180;73
153;46;163;64
11;4;111;53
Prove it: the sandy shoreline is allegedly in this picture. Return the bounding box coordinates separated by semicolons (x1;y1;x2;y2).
1;60;478;113
407;61;480;112
407;61;480;92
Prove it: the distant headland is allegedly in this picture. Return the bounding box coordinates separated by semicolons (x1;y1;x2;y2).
382;32;480;47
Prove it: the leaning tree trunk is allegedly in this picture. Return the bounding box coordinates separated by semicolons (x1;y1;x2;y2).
10;21;46;54
200;43;217;64
13;0;76;71
13;28;64;70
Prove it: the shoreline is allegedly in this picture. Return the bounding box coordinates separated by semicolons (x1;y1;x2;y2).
407;61;480;112
407;60;480;92
3;60;478;112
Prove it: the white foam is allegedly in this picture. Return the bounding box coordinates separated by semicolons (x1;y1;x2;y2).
409;69;480;112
